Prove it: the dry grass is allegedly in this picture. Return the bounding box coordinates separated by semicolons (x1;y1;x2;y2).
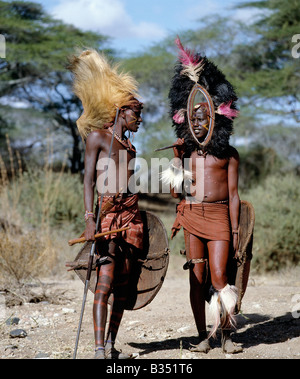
0;231;57;284
0;136;65;289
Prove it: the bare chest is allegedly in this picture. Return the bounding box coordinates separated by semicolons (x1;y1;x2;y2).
97;140;135;170
189;152;228;174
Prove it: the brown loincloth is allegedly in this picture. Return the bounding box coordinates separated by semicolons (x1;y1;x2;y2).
171;199;231;241
98;194;143;250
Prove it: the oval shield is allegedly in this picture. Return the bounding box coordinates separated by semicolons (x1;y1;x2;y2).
69;210;169;310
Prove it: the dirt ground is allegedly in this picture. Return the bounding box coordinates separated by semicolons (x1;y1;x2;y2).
0;254;299;360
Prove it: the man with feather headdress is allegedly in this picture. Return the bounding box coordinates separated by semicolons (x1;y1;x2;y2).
68;49;144;359
165;38;243;354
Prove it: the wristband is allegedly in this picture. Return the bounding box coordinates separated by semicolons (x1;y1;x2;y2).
85;211;95;222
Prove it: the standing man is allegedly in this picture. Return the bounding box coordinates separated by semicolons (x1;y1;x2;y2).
68;50;144;359
164;38;243;354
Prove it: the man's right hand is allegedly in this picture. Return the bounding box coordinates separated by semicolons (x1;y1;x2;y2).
173;138;185;159
84;219;96;241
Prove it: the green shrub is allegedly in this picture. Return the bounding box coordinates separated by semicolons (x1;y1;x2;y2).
242;173;300;272
238;145;284;191
16;169;84;233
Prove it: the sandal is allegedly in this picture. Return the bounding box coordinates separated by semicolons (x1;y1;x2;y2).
105;346;133;359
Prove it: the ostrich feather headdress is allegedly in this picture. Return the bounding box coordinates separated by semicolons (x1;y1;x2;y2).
68;49;140;139
169;37;239;158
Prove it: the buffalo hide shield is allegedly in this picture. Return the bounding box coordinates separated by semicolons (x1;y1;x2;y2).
228;200;255;312
69;210;169;310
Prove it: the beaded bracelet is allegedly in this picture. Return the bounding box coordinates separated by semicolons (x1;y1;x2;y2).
85;211;95;222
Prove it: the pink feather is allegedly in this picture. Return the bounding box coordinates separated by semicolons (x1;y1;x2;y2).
175;37;199;67
173;111;185;124
217;101;239;120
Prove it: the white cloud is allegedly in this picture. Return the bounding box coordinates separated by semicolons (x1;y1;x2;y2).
52;0;166;40
183;0;221;21
131;21;166;39
232;7;269;25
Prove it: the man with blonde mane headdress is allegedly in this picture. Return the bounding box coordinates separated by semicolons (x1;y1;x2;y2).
68;49;144;359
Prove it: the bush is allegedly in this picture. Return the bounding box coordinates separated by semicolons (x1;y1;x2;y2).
238;144;284;191
15;169;84;233
242;173;300;272
0;231;56;283
0;139;84;285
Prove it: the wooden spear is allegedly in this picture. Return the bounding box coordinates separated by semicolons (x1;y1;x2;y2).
68;226;130;246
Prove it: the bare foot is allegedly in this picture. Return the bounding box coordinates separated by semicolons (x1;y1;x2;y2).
190;339;211;354
221;331;243;354
94;347;105;359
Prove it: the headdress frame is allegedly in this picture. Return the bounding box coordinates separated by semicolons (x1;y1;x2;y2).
187;84;215;147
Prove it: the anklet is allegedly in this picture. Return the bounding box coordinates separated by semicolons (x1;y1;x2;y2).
105;340;114;344
95;346;105;352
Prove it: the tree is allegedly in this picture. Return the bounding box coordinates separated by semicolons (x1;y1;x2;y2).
124;8;299;173
233;0;300;122
0;0;110;172
123;18;255;156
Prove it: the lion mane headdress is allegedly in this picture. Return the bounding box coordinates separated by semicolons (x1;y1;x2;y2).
68;49;142;139
169;38;239;158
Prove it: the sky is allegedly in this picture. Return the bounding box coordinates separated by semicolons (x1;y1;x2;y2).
31;0;256;56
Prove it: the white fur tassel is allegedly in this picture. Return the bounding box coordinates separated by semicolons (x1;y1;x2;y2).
208;291;221;338
161;166;184;189
220;284;238;327
160;165;193;189
208;284;238;338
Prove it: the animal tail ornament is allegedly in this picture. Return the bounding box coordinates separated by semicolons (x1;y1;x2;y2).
208;284;238;338
174;37;205;83
160;162;193;190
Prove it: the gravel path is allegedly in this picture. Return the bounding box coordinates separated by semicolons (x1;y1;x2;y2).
1;257;299;360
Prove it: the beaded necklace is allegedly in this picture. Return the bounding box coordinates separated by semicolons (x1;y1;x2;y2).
108;127;136;153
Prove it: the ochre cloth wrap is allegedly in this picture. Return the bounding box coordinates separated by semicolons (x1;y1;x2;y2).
98;194;143;250
172;199;231;241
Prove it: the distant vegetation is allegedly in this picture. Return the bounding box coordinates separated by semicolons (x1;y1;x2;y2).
0;139;299;285
241;173;300;272
0;0;299;286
